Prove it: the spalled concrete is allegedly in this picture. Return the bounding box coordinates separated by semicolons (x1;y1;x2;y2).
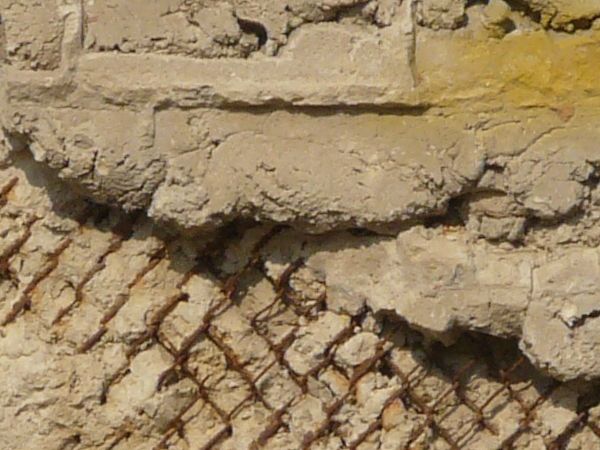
2;2;600;436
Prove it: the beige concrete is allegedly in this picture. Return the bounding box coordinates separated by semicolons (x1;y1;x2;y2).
2;1;600;447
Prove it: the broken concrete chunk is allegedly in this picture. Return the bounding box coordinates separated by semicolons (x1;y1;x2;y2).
147;109;476;232
284;311;351;375
334;332;380;368
299;226;600;380
308;227;535;340
481;0;516;38
417;0;466;29
522;248;600;381
520;0;600;30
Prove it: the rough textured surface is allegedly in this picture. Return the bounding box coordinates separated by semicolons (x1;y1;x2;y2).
4;1;600;234
3;0;600;447
1;159;600;450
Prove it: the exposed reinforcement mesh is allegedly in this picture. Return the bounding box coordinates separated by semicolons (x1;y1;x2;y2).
1;162;600;450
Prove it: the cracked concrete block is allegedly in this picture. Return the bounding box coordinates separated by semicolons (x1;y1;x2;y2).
305;227;534;339
149;108;476;232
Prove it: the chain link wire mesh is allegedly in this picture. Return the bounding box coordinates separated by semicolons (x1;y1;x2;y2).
1;167;600;450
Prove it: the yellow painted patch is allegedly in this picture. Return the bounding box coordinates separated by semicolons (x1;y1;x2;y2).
416;31;600;109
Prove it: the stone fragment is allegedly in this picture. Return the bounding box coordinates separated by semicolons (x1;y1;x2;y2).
417;0;466;29
522;248;600;381
284;311;351;375
334;332;380;368
481;0;515;38
520;0;600;31
304;226;600;380
335;372;399;442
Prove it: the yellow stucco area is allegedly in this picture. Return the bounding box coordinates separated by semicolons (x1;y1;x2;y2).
417;30;600;110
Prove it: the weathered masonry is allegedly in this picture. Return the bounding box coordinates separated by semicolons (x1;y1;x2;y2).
2;1;600;449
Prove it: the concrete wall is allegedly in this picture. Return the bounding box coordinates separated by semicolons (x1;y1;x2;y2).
2;1;600;448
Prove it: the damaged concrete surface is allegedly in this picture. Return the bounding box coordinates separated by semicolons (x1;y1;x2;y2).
2;157;600;449
2;0;600;447
4;0;600;234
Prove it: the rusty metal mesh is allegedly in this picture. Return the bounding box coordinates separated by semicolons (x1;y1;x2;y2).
1;172;600;450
